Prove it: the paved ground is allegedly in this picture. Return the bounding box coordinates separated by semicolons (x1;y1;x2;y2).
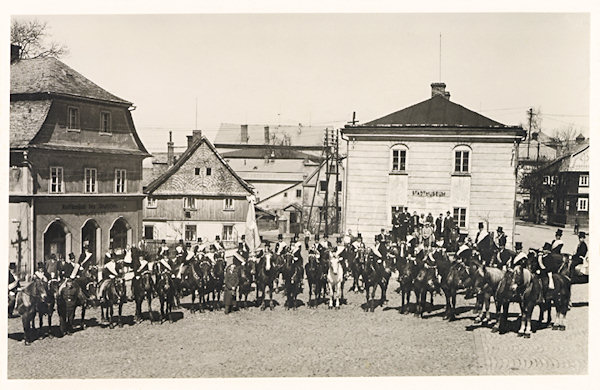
6;222;588;378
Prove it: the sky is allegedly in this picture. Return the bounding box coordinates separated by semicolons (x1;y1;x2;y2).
14;13;590;152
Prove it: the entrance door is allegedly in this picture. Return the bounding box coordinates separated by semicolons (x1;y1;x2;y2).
44;220;67;261
82;219;100;259
110;217;130;251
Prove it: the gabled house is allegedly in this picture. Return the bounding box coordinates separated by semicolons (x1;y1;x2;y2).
143;131;254;248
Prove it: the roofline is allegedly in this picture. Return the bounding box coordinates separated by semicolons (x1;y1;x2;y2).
144;136;255;195
16;143;151;157
256;181;303;205
215;143;323;151
11;92;132;106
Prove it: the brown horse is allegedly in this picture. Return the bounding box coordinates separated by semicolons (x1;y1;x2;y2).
100;278;127;328
34;279;60;338
282;252;304;310
157;271;176;323
15;278;48;345
256;250;278;310
361;249;390;312
238;259;255;308
132;271;156;322
508;264;544;338
305;251;325;307
57;278;87;336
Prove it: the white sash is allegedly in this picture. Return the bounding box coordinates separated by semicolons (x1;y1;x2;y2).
137;259;148;273
105;261;118;276
276;241;287;255
551;239;563;250
81;251;92;267
457;244;469;257
124;249;132;264
476;231;489;244
159;258;172;271
70;263;80;279
514;252;528;264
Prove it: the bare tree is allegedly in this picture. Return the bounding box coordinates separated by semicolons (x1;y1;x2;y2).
549;125;579;156
11;19;68;60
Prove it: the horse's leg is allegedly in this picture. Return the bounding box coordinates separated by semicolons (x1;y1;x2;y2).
443;290;451;319
269;283;274;311
118;300;124;327
517;302;526;336
147;293;154;323
524;303;534;338
364;285;370;312
370;285;376;312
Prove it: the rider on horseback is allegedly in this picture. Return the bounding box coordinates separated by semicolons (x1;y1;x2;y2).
97;250;121;300
275;233;287;256
177;242;196;279
570;232;588;276
158;239;169;258
508;242;527;269
549;229;564;254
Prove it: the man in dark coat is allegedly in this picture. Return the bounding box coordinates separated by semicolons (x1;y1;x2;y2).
45;253;60;280
570;231;588;275
443;211;454;249
400;207;409;241
494;226;507;252
224;264;239;314
550;229;564;254
238;234;250;261
78;245;95;272
435;213;443;241
392;211;401;243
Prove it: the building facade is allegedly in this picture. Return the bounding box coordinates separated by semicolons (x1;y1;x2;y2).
143;131;254;248
9;54;149;276
341;83;526;246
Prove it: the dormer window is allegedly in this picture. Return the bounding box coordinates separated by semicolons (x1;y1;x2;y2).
100;112;111;133
67;107;80;130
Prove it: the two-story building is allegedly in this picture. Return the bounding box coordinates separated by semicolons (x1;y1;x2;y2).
341;82;526;246
143;131;254;248
9;52;150;276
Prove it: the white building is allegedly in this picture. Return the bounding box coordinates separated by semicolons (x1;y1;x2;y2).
341;83;526;246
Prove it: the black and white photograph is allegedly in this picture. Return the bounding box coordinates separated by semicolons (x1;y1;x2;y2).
2;2;597;384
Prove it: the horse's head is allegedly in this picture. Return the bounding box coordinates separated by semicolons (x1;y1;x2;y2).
329;254;341;275
247;259;257;276
33;278;48;301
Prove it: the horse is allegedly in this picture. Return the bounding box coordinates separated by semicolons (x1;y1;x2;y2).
237;259;255;308
361;249;390;312
132;270;156;322
348;246;365;293
282;252;304;310
327;251;344;309
156;271;176;323
57;278;88;336
508;263;544;338
305;250;325;307
412;261;438;317
212;258;226;310
397;254;418;314
198;260;215;311
471;262;505;325
15;278;48;345
34;279;60;338
100;277;127;328
178;259;203;313
441;257;472;320
256;250;278;310
73;265;99;329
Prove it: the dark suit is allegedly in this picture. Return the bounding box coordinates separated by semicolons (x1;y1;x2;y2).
224;266;239;313
435;217;443;240
443;216;454;248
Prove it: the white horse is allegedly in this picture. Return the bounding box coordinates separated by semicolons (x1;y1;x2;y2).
327;253;344;310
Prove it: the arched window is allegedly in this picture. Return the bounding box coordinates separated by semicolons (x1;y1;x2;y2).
453;145;472;174
390;144;408;173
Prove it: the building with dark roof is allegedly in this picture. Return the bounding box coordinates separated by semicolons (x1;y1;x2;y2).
143;131;254;247
9;51;150;277
341;82;526;246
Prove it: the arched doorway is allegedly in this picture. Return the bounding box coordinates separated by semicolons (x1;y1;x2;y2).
110;217;131;251
81;219;101;261
44;219;69;261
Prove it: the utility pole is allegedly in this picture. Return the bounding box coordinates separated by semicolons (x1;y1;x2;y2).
527;108;533;159
323;128;330;236
334;128;340;234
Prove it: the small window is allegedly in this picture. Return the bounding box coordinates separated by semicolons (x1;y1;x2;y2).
391;148;407;172
543;176;550;185
206;167;212;176
283;192;288;198
579;174;589;187
185;225;197;242
296;189;302;198
195;168;201;175
114;169;127;193
453;207;467;229
144;225;154;240
577;198;588;212
320;180;327;192
454;150;470;173
67;107;79;130
224;198;234;211
50;167;64;193
222;225;234;242
84;168;97;193
147;197;157;208
100;112;111;133
336;181;342;192
184;196;196;210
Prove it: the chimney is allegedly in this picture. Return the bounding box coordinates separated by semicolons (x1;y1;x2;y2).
10;44;20;64
241;124;248;144
576;133;585;143
264;126;270;144
187;130;202;149
431;82;450;100
167;131;175;166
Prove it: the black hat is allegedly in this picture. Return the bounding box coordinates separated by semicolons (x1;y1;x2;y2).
555;229;563;236
404;207;408;211
543;242;552;251
381;228;385;232
515;242;523;250
197;237;203;243
186;242;191;248
478;222;484;229
357;233;362;239
336;237;342;243
37;262;45;269
68;253;75;260
9;262;16;270
265;241;271;248
179;239;184;244
324;234;329;239
278;233;283;240
315;234;320;240
578;232;586;239
241;234;246;240
215;235;221;241
497;226;503;233
161;239;166;244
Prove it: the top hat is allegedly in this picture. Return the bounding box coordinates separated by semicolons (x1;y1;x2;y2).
314;234;320;240
259;235;264;241
9;262;16;270
50;254;57;260
478;222;484;229
336;237;342;243
542;242;552;251
178;239;184;244
186;242;191;248
241;234;246;240
37;262;45;269
215;235;221;241
323;234;329;239
161;239;166;244
197;237;203;243
497;226;503;233
68;253;75;260
579;232;586;239
278;233;283;240
555;229;563;236
357;233;362;239
515;242;523;251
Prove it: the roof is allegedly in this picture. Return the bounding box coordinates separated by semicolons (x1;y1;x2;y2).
220;147;321;161
283;203;303;212
363;95;509;128
145;136;254;194
10;100;52;148
215;123;331;147
255;205;277;218
256;181;303;205
11;57;131;105
540;144;589;173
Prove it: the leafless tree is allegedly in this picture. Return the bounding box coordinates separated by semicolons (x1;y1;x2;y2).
11;19;68;60
549;125;579;156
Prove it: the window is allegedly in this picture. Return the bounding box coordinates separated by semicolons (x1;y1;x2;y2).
50;167;63;193
579;174;589;187
100;112;111;133
543;176;550;185
147;197;157;208
195;168;201;175
222;225;234;241
453;207;467;229
296;189;302;198
184;196;196;210
454;150;470;173
84;168;97;193
577;198;588;212
320;180;327;192
283;192;288;198
185;225;197;241
67;107;79;130
144;225;154;240
206;167;212;176
114;169;127;193
391;148;407;172
336;181;342;192
224;198;234;211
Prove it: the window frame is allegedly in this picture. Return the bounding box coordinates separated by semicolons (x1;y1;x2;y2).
222;225;234;242
49;166;64;194
453;149;470;174
452;207;467;229
100;111;112;134
390;144;408;173
67;106;80;131
195;168;201;175
84;168;97;194
144;225;154;240
114;169;127;193
147;197;157;209
579;174;589;187
296;189;302;198
577;197;588;212
183;196;196;210
185;225;197;242
319;180;327;192
206;167;212;176
223;198;235;211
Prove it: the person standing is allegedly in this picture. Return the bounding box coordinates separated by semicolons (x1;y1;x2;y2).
400;207;409;241
304;229;311;250
224;264;239;314
422;221;434;250
435;213;443;241
426;212;434;225
443;211;454;249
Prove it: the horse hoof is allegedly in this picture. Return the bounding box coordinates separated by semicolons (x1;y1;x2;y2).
524;333;531;339
552;324;559;330
559;325;566;331
517;332;523;337
48;334;54;339
109;324;115;329
119;323;124;328
491;327;499;333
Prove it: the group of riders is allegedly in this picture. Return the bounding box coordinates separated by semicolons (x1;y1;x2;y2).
8;208;589;342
